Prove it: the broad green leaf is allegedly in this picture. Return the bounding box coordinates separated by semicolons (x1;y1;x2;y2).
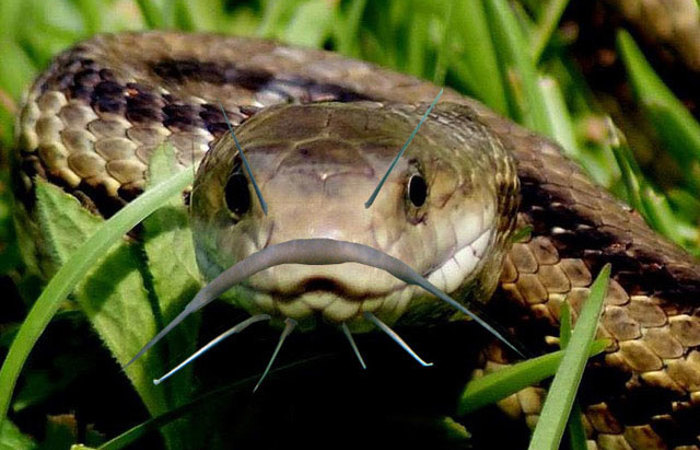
0;167;192;434
0;419;36;450
35;181;168;417
142;145;202;409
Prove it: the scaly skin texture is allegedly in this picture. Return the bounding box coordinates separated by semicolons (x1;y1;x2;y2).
13;32;700;449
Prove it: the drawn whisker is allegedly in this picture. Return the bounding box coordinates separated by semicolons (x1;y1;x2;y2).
341;323;367;370
154;314;271;385
363;311;433;367
254;318;297;392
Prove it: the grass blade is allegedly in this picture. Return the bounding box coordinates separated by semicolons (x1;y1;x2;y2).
530;0;570;61
559;302;589;450
457;339;606;415
452;0;509;115
482;0;551;135
528;264;611;449
617;30;700;193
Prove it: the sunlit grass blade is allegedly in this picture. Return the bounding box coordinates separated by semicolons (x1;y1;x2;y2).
74;0;104;35
559;302;588;450
335;0;367;57
283;0;336;48
451;0;508;115
457;339;606;415
608;119;694;247
0;168;193;430
432;0;455;85
539;76;580;158
482;0;551;135
135;0;164;29
530;0;570;61
617;30;700;193
528;264;611;449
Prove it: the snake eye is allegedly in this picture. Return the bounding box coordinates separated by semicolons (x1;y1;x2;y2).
224;172;251;218
407;174;428;207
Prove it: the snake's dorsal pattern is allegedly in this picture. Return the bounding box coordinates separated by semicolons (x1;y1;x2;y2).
14;32;700;448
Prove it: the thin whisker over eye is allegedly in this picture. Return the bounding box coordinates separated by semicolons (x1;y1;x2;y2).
153;314;271;386
341;323;367;370
364;88;443;208
254;318;297;393
364;312;433;367
219;102;268;215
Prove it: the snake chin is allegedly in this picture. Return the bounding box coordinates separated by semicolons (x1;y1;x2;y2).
226;282;419;332
198;228;495;332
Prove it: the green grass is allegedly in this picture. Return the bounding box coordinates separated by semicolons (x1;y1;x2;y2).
0;0;698;449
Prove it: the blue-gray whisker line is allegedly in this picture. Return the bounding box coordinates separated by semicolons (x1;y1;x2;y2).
219;102;268;215
364;88;443;208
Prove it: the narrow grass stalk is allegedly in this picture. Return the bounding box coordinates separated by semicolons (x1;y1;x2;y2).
135;0;164;28
457;340;606;415
0;169;193;430
559;302;589;450
432;0;455;85
531;0;570;61
528;264;611;449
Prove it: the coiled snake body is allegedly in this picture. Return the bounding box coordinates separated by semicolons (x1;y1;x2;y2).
13;32;700;449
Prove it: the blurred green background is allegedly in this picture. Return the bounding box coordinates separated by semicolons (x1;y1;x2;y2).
0;0;698;449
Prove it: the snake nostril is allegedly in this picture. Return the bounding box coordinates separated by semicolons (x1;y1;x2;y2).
224;172;251;218
407;174;427;207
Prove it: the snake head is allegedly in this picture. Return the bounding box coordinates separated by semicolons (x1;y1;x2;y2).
189;101;519;331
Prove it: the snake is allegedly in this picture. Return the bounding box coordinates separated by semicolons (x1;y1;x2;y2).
11;31;700;449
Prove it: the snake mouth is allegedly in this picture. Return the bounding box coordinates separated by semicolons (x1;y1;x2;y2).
127;237;518;368
192;223;495;326
231;227;494;324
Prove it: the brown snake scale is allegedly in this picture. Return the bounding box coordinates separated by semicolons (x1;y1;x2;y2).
13;32;700;449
